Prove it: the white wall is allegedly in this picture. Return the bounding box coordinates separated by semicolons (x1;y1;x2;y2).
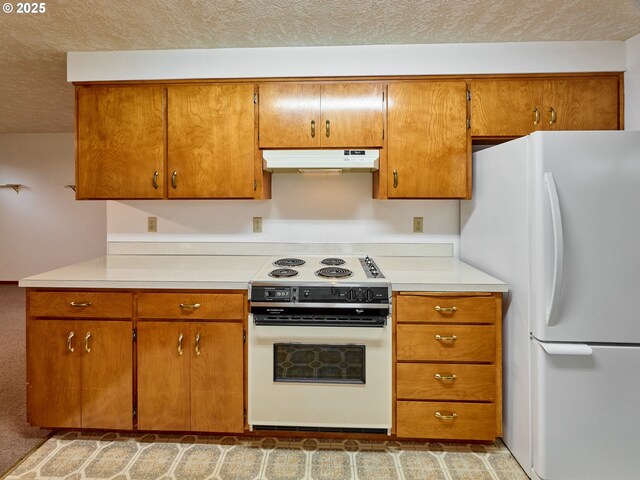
0;134;106;281
625;33;640;130
108;175;461;254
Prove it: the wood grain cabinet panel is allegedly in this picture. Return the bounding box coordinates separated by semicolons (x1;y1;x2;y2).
397;324;496;362
470;75;621;137
137;322;191;431
27;319;132;430
258;83;384;148
396;294;496;324
29;292;133;318
191;322;244;433
167;85;256;198
397;363;496;401
470;79;543;137
76;86;165;199
397;401;497;441
137;293;244;320
543;77;620;131
387;81;469;198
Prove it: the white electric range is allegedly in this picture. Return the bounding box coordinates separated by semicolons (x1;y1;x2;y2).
247;255;392;433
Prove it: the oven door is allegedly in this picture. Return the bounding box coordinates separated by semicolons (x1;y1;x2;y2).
248;314;392;432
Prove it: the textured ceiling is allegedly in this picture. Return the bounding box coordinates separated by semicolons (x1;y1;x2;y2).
1;0;639;133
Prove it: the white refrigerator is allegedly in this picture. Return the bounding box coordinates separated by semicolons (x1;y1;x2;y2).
460;131;640;480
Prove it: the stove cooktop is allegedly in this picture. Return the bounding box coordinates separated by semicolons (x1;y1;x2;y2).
251;255;386;285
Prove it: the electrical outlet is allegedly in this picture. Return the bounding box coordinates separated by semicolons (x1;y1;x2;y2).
413;216;424;233
253;217;262;233
147;217;157;232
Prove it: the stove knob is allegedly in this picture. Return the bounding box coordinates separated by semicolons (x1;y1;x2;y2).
264;291;271;297
366;290;375;302
345;289;357;302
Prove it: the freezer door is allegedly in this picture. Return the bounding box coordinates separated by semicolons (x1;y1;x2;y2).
532;340;640;480
530;131;640;343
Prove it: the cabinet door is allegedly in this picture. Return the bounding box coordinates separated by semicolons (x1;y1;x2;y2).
80;321;132;429
168;85;255;198
543;77;620;130
191;322;244;433
388;81;469;198
137;322;190;431
470;79;543;137
27;320;81;428
259;84;321;148
76;86;165;199
320;83;384;147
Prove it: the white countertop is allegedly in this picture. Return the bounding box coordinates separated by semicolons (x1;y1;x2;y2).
19;254;507;293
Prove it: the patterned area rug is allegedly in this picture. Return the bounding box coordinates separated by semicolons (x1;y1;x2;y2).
4;431;527;480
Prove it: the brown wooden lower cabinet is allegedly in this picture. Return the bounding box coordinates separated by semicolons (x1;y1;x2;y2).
27;319;132;429
136;321;244;433
397;401;497;441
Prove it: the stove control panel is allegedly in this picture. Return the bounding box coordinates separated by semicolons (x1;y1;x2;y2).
251;285;389;305
360;256;385;279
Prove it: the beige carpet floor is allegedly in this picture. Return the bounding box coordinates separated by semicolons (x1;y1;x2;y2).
0;285;51;476
4;431;527;480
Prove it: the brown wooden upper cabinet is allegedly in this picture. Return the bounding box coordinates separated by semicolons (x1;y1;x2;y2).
470;76;621;137
76;84;258;199
258;83;384;148
167;84;255;198
76;86;165;199
387;81;470;199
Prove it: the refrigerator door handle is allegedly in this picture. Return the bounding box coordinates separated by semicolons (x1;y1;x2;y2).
533;338;593;356
544;172;564;327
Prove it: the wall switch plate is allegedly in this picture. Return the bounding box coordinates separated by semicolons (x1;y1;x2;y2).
413;216;424;233
147;217;157;232
253;217;262;233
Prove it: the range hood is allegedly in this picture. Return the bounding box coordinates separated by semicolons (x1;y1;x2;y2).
263;150;379;173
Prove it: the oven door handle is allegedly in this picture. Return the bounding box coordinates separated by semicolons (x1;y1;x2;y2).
250;302;388;309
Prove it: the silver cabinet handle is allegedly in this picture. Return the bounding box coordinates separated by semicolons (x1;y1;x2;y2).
70;301;91;308
67;332;75;353
152;171;159;189
84;332;91;353
310;120;316;138
178;332;184;356
435;412;457;420
171;171;177;189
434;305;457;314
180;303;201;310
393;170;398;188
195;333;201;356
434;334;457;342
434;373;457;381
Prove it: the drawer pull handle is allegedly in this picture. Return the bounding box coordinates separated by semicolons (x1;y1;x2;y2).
434;334;457;342
70;301;91;308
310;119;316;138
434;305;457;314
195;333;201;356
178;332;184;356
549;107;557;126
325;119;331;138
84;331;92;353
533;106;540;126
152;171;159;189
67;331;75;353
435;412;457;420
434;373;457;381
179;303;201;310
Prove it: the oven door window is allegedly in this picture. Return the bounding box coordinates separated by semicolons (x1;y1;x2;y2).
273;343;365;384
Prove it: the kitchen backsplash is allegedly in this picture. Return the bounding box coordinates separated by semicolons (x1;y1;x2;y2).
107;173;460;255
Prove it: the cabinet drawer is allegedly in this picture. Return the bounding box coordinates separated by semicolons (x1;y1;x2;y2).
29;292;133;318
397;401;496;441
397;325;495;362
137;293;244;320
397;363;495;401
397;295;496;324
